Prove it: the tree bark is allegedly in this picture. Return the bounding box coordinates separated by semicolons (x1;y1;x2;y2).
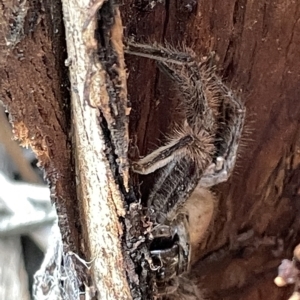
0;0;133;299
61;0;131;298
122;1;300;299
0;0;80;253
1;0;300;299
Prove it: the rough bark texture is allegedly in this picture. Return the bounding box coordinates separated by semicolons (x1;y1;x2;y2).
0;0;136;298
122;1;300;299
61;0;131;298
0;0;80;253
1;0;300;299
0;0;148;299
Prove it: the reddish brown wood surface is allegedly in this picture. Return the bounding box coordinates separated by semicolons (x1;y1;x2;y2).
123;1;300;299
0;0;81;255
0;0;299;298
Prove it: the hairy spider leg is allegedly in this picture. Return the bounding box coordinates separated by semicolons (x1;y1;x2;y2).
126;41;215;131
157;57;246;188
126;42;245;187
125;41;194;65
127;42;215;176
126;42;245;297
199;71;246;187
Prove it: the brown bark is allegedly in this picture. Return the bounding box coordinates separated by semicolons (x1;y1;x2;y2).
122;1;300;299
0;1;133;299
61;0;131;298
1;0;300;299
0;0;80;253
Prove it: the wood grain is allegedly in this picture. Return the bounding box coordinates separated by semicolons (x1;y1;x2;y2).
122;1;300;299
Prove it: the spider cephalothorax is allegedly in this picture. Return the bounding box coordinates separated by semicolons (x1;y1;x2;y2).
126;41;245;298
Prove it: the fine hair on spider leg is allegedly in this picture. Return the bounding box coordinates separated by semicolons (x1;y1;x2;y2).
227;118;255;186
127;41;246;297
132;124;215;176
129;47;217;178
127;41;245;186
